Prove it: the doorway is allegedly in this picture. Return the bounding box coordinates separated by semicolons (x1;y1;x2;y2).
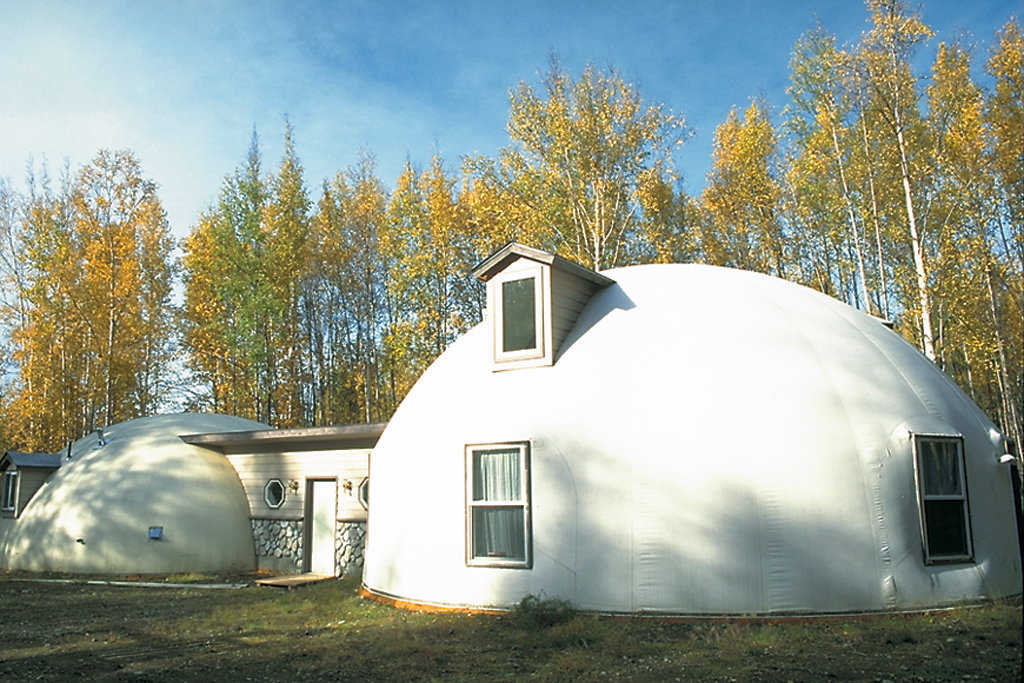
306;479;337;576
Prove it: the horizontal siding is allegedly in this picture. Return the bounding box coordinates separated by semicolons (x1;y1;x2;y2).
552;300;586;318
226;449;369;522
551;268;599;354
555;284;595;305
16;468;52;515
554;268;597;294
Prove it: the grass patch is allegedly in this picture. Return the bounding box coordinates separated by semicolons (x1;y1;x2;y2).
0;568;262;584
0;575;1019;681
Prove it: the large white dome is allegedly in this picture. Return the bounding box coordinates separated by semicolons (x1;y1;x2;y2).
0;413;265;574
363;264;1022;614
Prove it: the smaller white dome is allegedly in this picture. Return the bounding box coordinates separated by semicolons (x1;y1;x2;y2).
0;413;265;574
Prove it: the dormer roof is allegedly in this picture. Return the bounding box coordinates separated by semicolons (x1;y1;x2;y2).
472;242;615;287
1;451;62;470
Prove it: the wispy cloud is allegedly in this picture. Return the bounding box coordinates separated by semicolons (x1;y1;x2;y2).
1;0;1014;236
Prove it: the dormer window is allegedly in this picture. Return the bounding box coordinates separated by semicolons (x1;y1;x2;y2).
493;262;546;364
473;243;614;372
1;451;61;518
1;470;17;512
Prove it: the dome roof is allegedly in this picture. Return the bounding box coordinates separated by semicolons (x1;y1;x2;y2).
363;264;1022;614
0;413;265;574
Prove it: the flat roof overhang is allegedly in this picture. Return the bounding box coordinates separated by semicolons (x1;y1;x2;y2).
180;422;387;454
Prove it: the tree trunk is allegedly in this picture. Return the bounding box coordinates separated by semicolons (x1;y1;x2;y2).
892;99;935;360
858;114;890;319
829;117;872;312
986;264;1023;456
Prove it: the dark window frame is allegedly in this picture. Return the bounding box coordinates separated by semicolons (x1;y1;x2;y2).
912;433;974;564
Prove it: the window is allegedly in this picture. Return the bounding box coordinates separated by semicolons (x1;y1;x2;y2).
357;477;369;510
1;470;16;512
264;479;286;509
466;442;531;568
914;435;973;563
502;278;537;352
492;265;545;365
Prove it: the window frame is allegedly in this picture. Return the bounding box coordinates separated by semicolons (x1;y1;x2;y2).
911;433;974;564
263;478;286;510
357;476;369;511
465;441;532;569
491;263;547;366
1;469;17;514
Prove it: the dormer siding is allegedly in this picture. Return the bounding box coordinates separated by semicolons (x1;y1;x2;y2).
550;267;603;355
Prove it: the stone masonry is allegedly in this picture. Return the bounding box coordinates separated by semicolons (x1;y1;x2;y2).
252;518;366;577
252;519;303;572
335;522;366;576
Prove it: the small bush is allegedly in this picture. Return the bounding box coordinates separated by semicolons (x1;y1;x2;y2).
509;593;576;629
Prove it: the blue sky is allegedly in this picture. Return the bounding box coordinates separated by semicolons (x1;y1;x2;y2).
0;1;1016;241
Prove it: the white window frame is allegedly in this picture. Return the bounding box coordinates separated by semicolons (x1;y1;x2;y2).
264;478;286;509
465;441;532;569
912;433;974;564
1;470;17;513
491;262;547;365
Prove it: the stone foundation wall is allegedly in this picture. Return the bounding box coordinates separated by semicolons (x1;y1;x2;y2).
335;522;366;576
252;519;303;572
251;518;366;577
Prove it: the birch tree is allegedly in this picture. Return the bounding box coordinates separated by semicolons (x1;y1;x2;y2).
700;100;786;276
856;0;936;359
262;122;311;426
788;27;873;310
73;150;176;426
466;60;688;270
183;135;260;419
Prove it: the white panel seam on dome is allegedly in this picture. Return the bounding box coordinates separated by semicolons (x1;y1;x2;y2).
764;291;889;610
818;303;929;610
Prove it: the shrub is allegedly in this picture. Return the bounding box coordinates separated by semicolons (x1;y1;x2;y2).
509;593;576;629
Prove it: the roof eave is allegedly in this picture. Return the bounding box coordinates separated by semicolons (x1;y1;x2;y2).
3;451;63;469
179;422;388;453
472;242;615;287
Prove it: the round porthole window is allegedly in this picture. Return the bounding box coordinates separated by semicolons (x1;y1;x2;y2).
357;477;369;510
264;479;286;509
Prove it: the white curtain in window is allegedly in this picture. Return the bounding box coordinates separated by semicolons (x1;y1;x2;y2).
473;448;521;501
474;508;525;560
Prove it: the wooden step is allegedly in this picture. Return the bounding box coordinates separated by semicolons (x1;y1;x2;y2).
254;573;334;588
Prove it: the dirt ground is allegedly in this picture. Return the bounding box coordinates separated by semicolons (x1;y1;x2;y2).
0;575;1020;681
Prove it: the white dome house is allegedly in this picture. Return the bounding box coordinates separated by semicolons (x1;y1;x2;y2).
0;413;264;574
362;243;1023;615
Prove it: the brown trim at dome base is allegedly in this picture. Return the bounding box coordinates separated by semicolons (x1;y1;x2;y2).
358;583;1022;622
359;584;506;615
